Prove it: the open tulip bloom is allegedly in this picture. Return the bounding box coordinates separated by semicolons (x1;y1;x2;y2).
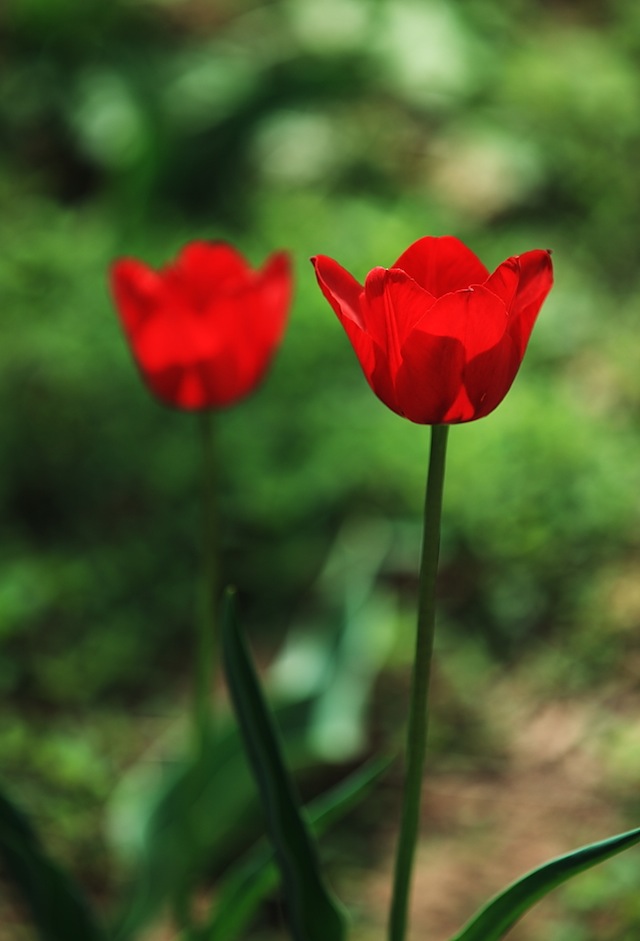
312;235;553;424
110;241;292;411
312;235;554;940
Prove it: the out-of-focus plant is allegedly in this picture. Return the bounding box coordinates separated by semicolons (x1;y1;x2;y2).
4;0;640;937
0;236;390;941
108;238;292;760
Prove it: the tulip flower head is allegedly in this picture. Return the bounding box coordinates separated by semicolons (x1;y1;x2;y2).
312;236;553;423
110;241;292;410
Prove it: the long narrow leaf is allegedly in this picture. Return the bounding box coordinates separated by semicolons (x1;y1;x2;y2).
0;786;107;941
450;825;640;941
111;697;321;941
208;754;392;941
221;588;347;941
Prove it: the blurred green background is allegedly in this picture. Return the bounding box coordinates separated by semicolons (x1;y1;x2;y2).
2;0;640;938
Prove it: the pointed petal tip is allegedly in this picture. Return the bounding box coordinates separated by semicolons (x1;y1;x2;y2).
261;248;292;278
108;258;160;309
310;254;333;272
109;256;142;280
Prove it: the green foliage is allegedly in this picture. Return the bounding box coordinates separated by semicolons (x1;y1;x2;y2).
205;754;391;941
450;827;640;941
442;380;640;658
222;591;347;941
0;782;107;941
3;0;640;935
2;0;640;707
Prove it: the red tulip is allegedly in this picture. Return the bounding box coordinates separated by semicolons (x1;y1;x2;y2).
312;236;553;423
109;241;292;410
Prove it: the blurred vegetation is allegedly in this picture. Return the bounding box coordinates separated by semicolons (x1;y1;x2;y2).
2;0;640;938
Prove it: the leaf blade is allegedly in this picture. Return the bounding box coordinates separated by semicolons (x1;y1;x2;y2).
209;754;392;941
451;826;640;941
221;588;347;941
110;697;321;940
0;785;107;941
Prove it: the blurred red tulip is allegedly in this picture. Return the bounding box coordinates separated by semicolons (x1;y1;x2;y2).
110;242;292;410
312;236;553;423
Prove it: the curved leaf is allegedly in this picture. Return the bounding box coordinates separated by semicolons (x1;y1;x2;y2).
450;825;640;941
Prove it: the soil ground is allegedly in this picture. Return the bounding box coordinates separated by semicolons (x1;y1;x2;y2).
346;678;639;941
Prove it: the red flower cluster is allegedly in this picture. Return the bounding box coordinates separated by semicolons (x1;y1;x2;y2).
110;242;292;410
312;236;553;423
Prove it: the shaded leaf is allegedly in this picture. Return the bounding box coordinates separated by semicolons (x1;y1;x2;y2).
0;785;107;941
111;699;317;940
208;754;392;941
221;588;347;941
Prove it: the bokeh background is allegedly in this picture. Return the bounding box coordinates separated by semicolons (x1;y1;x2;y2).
2;0;640;938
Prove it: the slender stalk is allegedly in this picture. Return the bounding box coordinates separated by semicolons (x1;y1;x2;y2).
193;410;219;755
388;424;450;941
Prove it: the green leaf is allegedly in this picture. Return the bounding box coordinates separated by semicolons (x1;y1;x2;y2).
111;698;318;940
450;825;640;941
208;754;392;941
221;588;347;941
0;784;107;941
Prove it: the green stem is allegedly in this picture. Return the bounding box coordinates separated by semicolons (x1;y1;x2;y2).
193;410;219;756
388;424;449;941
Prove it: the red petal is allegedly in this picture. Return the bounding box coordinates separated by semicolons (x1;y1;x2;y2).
395;333;467;423
363;268;437;368
157;242;246;322
397;284;521;423
456;249;553;421
392;236;490;297
484;255;520;309
143;364;184;407
508;249;553;357
109;259;163;336
180;369;209;409
456;333;520;421
251;250;293;357
146;350;247;411
131;292;213;372
311;255;365;329
145;362;233;411
311;256;399;414
171;241;250;293
209;250;292;405
194;356;246;409
408;283;509;362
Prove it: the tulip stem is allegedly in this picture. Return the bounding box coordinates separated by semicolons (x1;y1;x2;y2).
194;410;219;756
388;423;449;941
